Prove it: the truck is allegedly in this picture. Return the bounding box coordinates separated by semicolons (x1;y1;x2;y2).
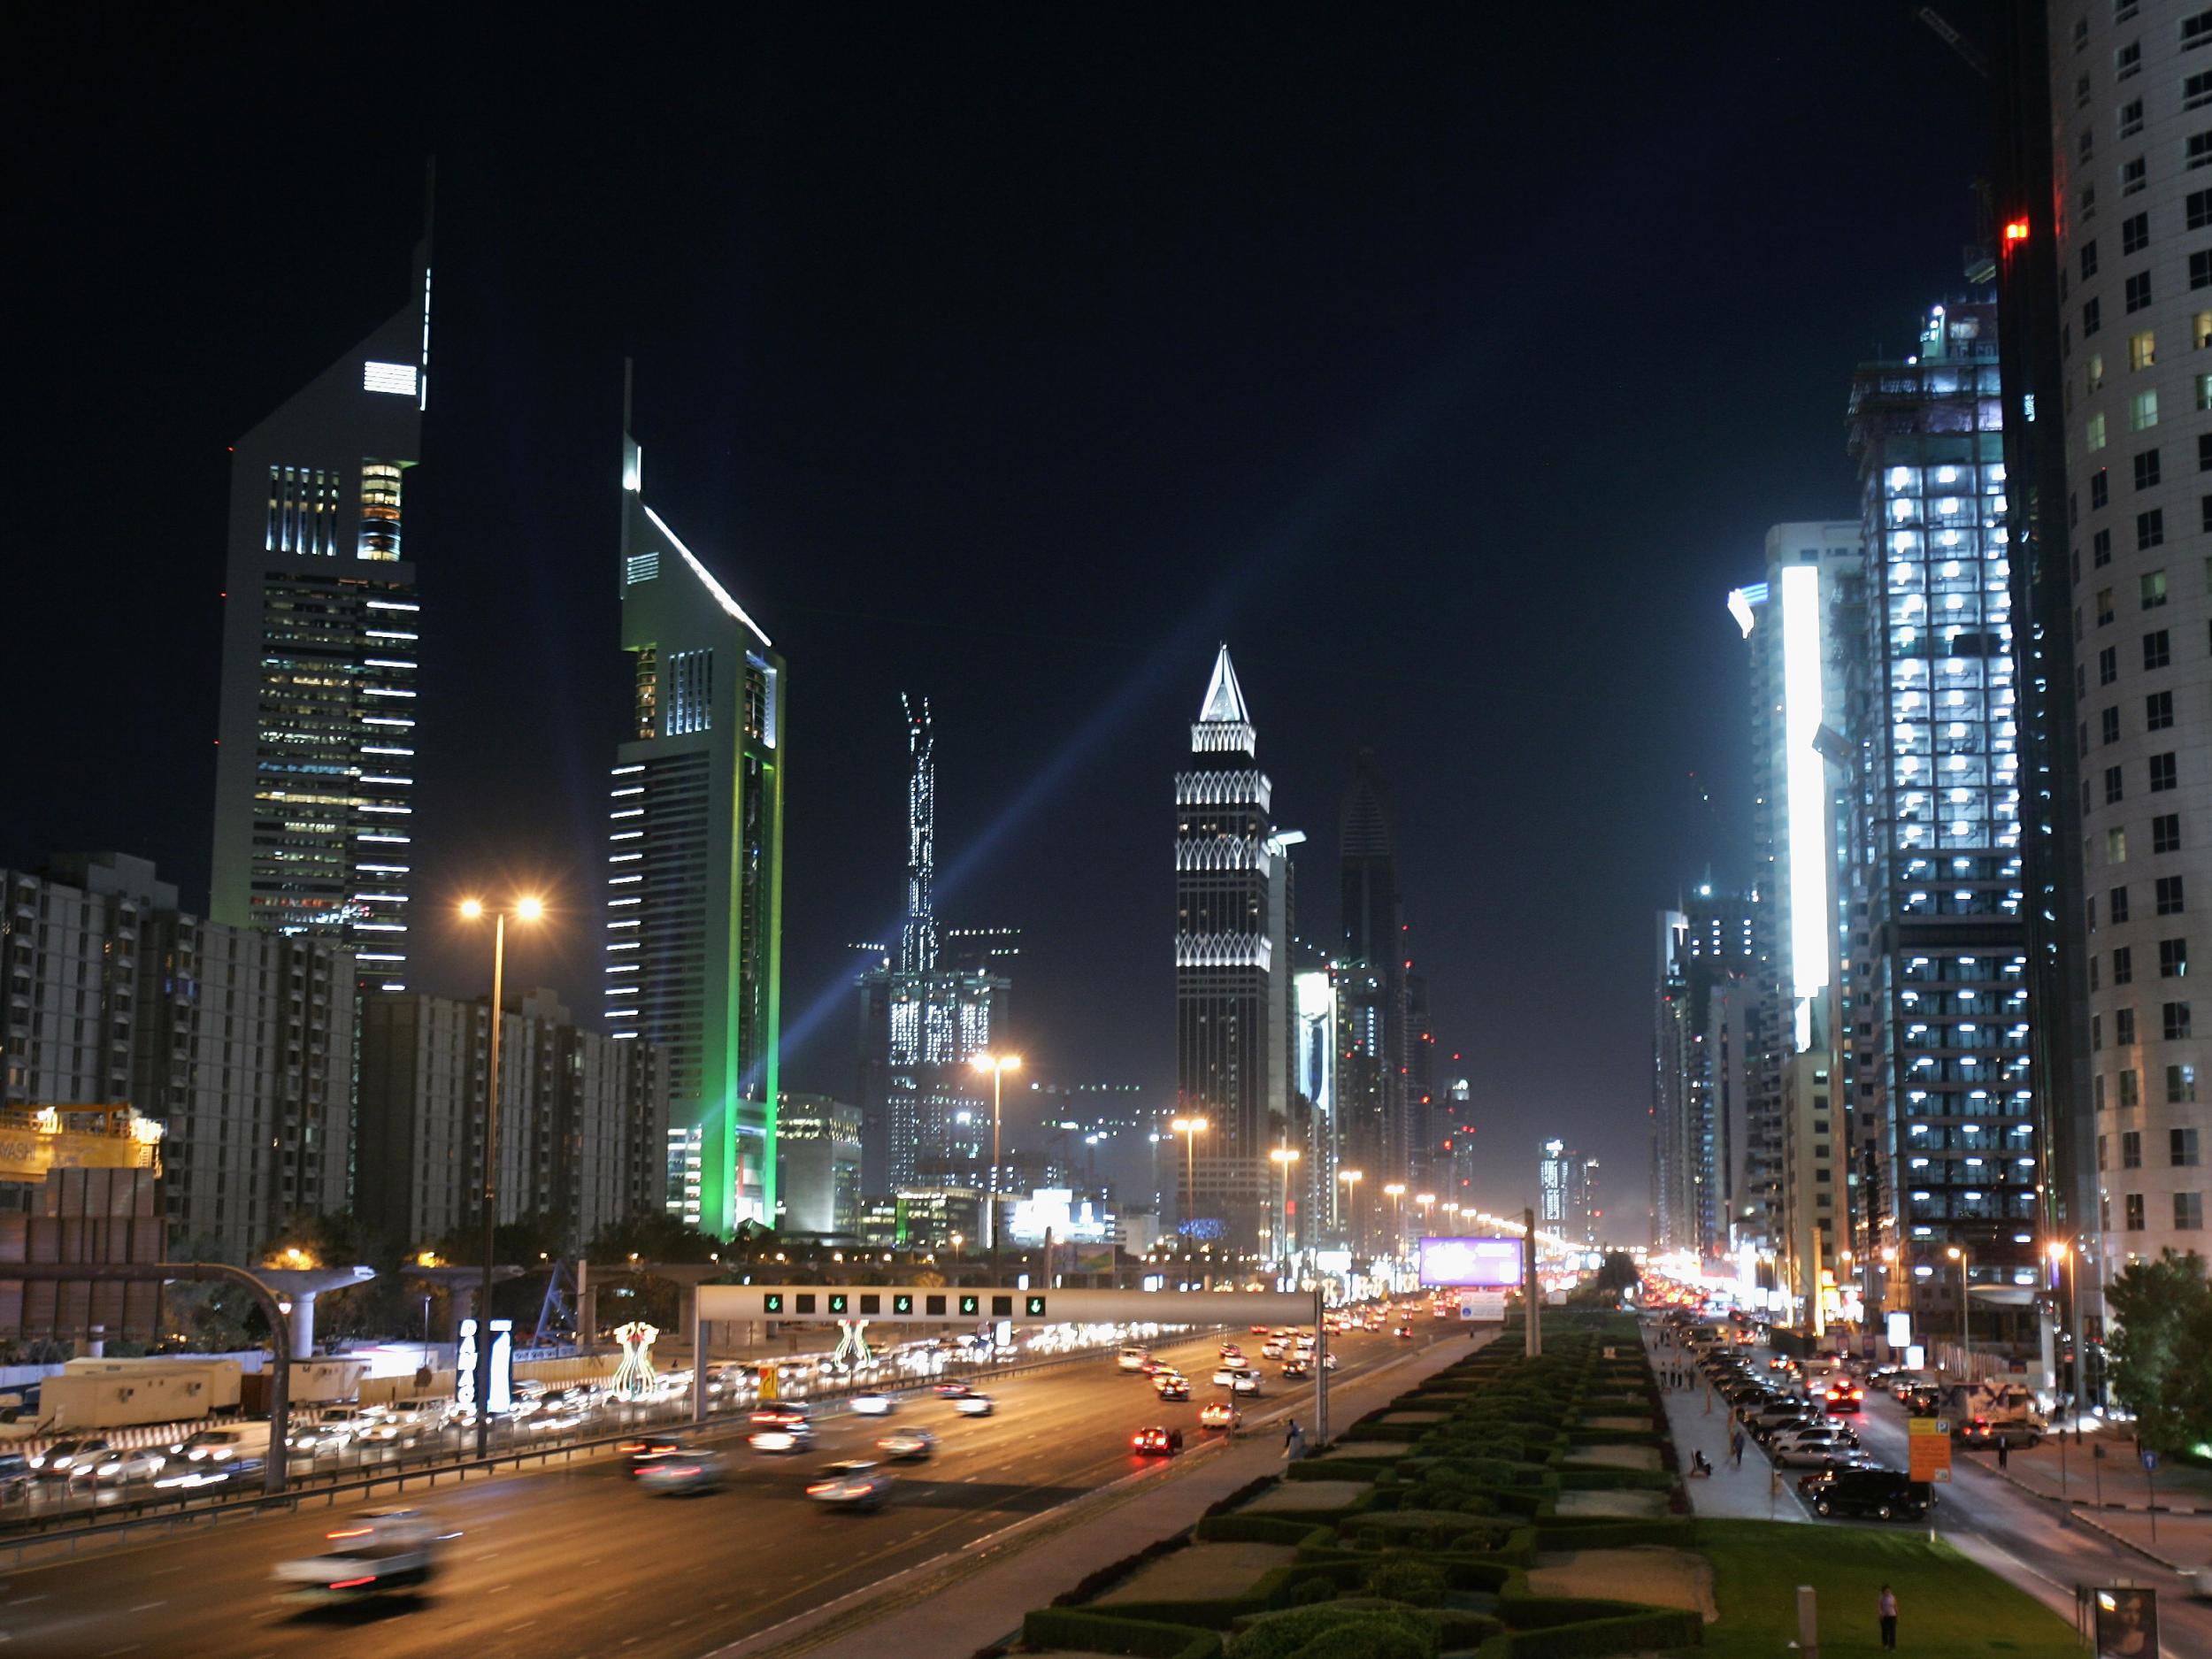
1952;1380;2047;1448
38;1358;243;1430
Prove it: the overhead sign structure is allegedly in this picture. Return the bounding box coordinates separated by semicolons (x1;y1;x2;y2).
703;1285;1321;1328
1907;1415;1952;1483
1417;1237;1523;1289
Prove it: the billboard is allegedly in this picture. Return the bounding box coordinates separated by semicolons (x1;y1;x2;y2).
1417;1236;1522;1288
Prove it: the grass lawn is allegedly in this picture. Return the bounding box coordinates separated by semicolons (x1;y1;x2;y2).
1692;1518;2081;1658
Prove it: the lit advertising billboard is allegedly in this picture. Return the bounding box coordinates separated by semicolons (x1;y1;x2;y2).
1417;1236;1522;1289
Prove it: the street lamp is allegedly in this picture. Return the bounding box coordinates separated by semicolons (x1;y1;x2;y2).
1171;1116;1210;1233
458;892;544;1456
1383;1182;1408;1261
970;1052;1021;1268
1338;1168;1364;1254
1946;1244;1972;1373
1414;1193;1436;1241
1270;1147;1302;1273
2047;1239;2078;1413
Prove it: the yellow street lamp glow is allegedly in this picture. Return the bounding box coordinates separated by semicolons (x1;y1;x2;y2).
459;897;484;920
971;1051;1022;1074
1383;1182;1407;1198
1269;1148;1302;1165
2046;1240;2071;1263
516;895;544;922
1339;1169;1364;1185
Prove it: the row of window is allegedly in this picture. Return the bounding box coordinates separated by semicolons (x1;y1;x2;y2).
2089;873;2188;926
2091;1000;2195;1045
2093;1062;2200;1107
2108;1190;2207;1232
2086;937;2191;986
2101;809;2186;864
2077;625;2195;701
2085;748;2184;812
2101;1126;2203;1167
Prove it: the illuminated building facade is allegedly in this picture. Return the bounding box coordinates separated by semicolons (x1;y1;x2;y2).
1538;1137;1574;1227
1175;645;1290;1250
855;698;1011;1193
2041;0;2212;1290
1732;522;1863;1322
1337;750;1409;1189
605;387;786;1235
1652;888;1756;1257
1291;964;1340;1236
1843;304;2036;1334
209;242;430;991
774;1094;864;1234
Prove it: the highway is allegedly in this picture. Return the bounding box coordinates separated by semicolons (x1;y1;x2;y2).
1;1322;1449;1658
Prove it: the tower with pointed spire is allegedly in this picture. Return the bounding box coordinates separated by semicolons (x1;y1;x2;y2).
1175;644;1291;1253
603;370;787;1238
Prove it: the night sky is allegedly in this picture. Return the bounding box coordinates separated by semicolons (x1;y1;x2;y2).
11;6;1998;1226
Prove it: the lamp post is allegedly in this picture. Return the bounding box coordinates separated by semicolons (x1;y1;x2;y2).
459;892;543;1457
1338;1168;1364;1258
1946;1244;1972;1377
970;1052;1021;1271
1414;1192;1436;1242
2047;1238;2078;1409
1270;1147;1302;1279
1383;1182;1408;1265
1171;1116;1209;1235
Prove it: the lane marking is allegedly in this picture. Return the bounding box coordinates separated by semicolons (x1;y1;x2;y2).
503;1620;538;1633
128;1601;164;1612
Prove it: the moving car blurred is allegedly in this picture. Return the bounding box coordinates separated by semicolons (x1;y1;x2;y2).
952;1393;995;1417
636;1447;728;1494
850;1392;897;1417
1280;1358;1311;1379
31;1439;114;1480
877;1428;935;1461
88;1448;167;1483
933;1380;975;1398
273;1509;455;1600
1152;1372;1190;1402
622;1431;687;1473
808;1460;894;1509
170;1425;271;1466
1132;1425;1184;1455
1118;1347;1151;1371
749;1408;814;1453
1199;1402;1241;1431
1394;1325;1414;1340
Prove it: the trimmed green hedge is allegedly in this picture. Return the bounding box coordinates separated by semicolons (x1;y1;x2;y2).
1471;1608;1704;1656
1194;1514;1336;1547
1087;1566;1302;1630
1020;1607;1223;1658
1224;1601;1440;1659
1526;1517;1694;1550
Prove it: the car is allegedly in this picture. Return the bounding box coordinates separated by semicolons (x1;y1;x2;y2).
1772;1435;1862;1468
1132;1425;1184;1456
1281;1359;1311;1379
748;1410;815;1453
1260;1341;1286;1360
273;1508;454;1600
31;1438;114;1479
1394;1325;1414;1340
1770;1422;1857;1451
1199;1402;1241;1431
953;1392;995;1417
88;1447;168;1483
1802;1466;1932;1521
620;1431;689;1473
1138;1356;1169;1376
1218;1344;1245;1363
1118;1347;1151;1371
1249;1324;1270;1334
850;1393;897;1417
288;1407;375;1455
934;1380;975;1398
1824;1380;1865;1411
1153;1373;1191;1402
877;1428;935;1462
808;1460;894;1509
636;1448;728;1494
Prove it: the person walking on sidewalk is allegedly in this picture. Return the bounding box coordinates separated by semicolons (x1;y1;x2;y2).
1996;1435;2010;1471
1283;1418;1305;1461
1730;1425;1746;1467
1878;1583;1899;1649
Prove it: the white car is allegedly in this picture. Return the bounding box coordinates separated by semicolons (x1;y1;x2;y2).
1118;1348;1150;1371
170;1425;270;1464
952;1393;995;1417
88;1447;168;1483
1260;1341;1286;1360
273;1508;453;1600
807;1460;894;1509
850;1393;896;1417
1215;1366;1263;1394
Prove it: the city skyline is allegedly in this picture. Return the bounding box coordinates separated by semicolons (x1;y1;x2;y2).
10;9;2001;1226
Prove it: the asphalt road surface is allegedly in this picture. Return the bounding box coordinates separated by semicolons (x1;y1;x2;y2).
2;1322;1448;1658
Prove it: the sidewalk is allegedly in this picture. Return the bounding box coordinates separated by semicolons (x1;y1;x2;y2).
709;1332;1484;1659
1968;1427;2212;1515
1644;1328;1806;1523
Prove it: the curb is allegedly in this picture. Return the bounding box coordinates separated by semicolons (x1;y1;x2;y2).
2063;1505;2192;1574
1967;1452;2212;1515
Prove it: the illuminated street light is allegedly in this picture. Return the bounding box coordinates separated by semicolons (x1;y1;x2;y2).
1270;1147;1302;1271
1338;1168;1365;1254
971;1052;1022;1265
457;892;546;1456
1383;1182;1408;1260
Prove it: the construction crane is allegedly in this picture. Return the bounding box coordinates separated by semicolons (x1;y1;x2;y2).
1917;5;1991;81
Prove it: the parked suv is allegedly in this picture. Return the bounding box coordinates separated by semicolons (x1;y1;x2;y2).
1802;1467;1932;1521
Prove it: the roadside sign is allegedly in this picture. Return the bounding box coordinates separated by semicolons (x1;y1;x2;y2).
1909;1414;1953;1483
758;1364;779;1402
2092;1586;2157;1657
2141;1448;2160;1472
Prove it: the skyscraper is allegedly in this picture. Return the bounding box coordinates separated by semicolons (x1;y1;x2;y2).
1843;301;2035;1342
209;240;431;990
1175;645;1290;1250
2035;0;2212;1302
604;380;786;1235
1338;750;1408;1189
1731;521;1864;1323
855;696;1010;1194
1652;887;1756;1259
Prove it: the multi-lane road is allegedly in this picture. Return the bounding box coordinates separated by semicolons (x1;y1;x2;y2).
3;1322;1448;1658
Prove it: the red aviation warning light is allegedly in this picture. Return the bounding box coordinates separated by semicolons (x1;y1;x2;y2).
2001;217;2030;251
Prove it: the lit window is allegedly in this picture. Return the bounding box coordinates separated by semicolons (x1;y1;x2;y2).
2090;411;2109;450
2131;328;2157;369
2131;389;2159;429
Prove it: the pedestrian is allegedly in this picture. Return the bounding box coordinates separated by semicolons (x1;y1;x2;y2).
1997;1435;2010;1471
1731;1426;1746;1467
1878;1584;1898;1649
1284;1417;1305;1461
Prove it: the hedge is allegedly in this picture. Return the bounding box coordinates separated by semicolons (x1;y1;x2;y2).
1526;1517;1694;1550
1224;1601;1440;1659
1019;1608;1223;1658
1194;1514;1338;1547
1084;1565;1303;1630
1471;1608;1704;1657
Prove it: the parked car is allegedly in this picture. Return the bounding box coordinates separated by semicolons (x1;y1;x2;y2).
1802;1466;1932;1521
1771;1432;1863;1468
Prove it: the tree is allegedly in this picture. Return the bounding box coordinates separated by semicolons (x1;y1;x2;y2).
585;1209;726;1265
2104;1248;2212;1454
1593;1251;1640;1294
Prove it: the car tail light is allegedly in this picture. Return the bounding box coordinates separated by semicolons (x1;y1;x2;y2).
327;1527;371;1540
328;1577;377;1591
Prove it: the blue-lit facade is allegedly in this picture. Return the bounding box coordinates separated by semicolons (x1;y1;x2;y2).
1845;300;2039;1334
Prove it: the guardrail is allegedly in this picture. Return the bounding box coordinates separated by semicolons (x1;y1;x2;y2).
0;1325;1232;1568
